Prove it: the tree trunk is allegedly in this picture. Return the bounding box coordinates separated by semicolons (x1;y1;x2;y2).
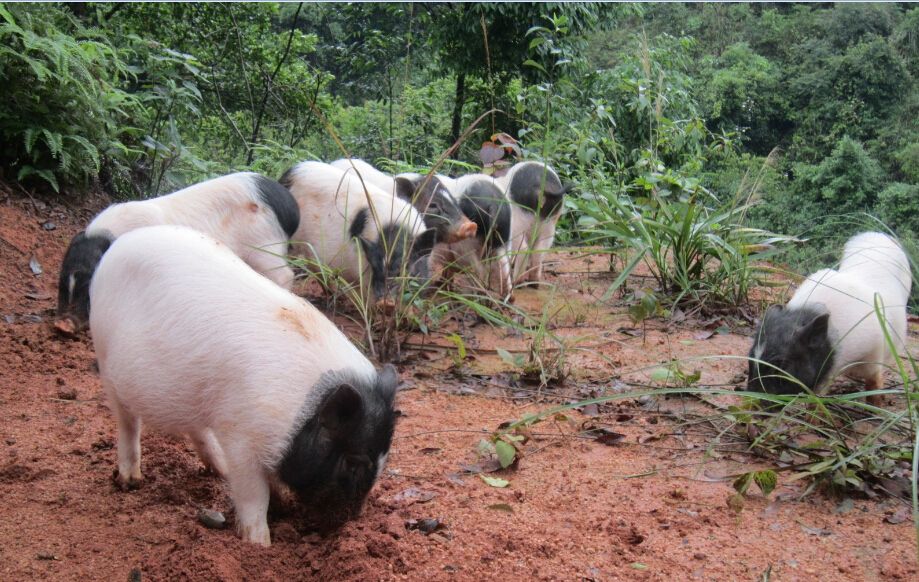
449;72;466;156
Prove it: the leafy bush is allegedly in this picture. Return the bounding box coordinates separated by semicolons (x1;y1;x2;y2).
877;183;919;240
0;3;140;191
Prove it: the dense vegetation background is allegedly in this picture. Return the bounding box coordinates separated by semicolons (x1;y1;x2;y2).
2;2;917;281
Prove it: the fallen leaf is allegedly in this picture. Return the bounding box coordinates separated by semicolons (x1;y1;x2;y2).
405;518;446;535
884;507;910;525
797;521;832;536
617;327;642;337
52;318;78;337
390;487;436;507
29;255;42;275
638;432;663;444
479;142;504;165
479;474;509;488
486;503;514;513
418;447;441;455
592;429;626;446
834;498;854;515
630;563;648;570
444;473;466;486
24;292;49;301
459;459;502;474
727;493;745;513
693;330;715;340
579;403;600;417
494;440;516;469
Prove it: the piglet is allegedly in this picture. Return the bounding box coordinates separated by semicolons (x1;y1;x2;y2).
330;159;477;245
748;231;912;399
495;161;570;284
90;225;397;546
58;172;299;328
281;161;437;306
432;174;513;297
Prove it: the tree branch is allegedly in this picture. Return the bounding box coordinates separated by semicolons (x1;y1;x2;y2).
247;2;303;165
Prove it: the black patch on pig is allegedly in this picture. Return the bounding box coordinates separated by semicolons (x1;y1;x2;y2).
278;364;398;526
253;174;300;239
350;206;436;299
458;180;510;253
57;230;114;326
747;304;835;395
277;166;297;191
394;175;466;241
349;207;369;241
507;162;568;220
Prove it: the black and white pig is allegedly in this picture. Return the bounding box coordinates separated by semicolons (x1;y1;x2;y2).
57;172;299;327
280;161;438;305
494;161;570;284
431;173;513;297
330;158;477;245
90;224;397;546
748;232;912;400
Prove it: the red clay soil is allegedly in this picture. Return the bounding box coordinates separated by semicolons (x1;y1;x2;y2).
0;190;917;581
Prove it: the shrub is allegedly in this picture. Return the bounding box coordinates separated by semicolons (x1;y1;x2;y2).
0;4;140;192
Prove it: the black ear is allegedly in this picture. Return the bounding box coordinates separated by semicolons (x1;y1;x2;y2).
798;312;830;345
394;177;416;203
320;384;364;436
560;182;575;195
377;364;399;405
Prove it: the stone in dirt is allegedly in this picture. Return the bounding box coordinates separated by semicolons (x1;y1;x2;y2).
197;509;226;530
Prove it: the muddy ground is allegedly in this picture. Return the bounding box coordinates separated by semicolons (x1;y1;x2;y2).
0;190;916;581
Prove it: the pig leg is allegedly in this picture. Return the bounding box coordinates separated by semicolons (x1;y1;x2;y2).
223;444;272;546
523;220;558;283
864;368;885;406
110;396;143;490
488;248;513;298
190;429;228;477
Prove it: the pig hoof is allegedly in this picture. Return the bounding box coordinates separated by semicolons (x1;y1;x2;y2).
240;524;271;547
112;469;143;491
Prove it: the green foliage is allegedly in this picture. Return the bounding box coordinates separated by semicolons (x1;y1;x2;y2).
0;3;140;191
877;183;919;240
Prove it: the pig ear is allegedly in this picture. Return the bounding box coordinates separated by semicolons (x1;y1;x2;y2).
560;182;575;195
798;312;830;346
320;384;364;436
394;177;416;203
377;364;399;406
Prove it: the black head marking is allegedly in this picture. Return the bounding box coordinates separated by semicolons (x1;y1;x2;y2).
278;166;297;191
349;207;370;241
747;304;835;395
253;174;300;239
395;175;468;242
277;365;398;527
459;180;511;252
57;230;114;326
507;162;567;220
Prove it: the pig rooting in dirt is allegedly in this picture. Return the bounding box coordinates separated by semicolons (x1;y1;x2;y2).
393;173;477;244
90;225;396;546
748;232;912;398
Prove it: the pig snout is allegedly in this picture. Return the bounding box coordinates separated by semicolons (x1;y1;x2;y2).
446;218;477;243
